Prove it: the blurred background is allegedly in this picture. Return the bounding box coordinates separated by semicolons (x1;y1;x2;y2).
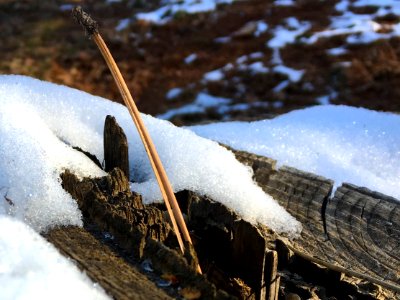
1;0;400;125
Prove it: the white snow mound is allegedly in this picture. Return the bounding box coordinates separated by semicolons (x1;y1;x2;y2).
0;75;301;237
190;105;400;200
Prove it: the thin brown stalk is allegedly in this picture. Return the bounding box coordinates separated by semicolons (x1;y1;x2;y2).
72;6;201;274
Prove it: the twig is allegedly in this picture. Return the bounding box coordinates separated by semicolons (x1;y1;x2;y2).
72;6;201;273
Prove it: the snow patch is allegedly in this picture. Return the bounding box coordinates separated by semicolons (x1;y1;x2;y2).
158;92;231;119
116;18;131;31
327;47;348;56
184;53;198;64
273;65;304;82
136;0;234;24
306;1;400;45
268;17;311;48
166;87;183;100
274;0;295;6
255;21;268;37
190;105;400;200
203;69;225;81
0;216;110;300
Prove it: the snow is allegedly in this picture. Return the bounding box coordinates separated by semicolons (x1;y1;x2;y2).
316;89;338;105
353;0;400;14
316;95;331;105
272;101;283;109
305;0;400;45
273;80;290;93
0;75;300;238
273;65;304;82
203;69;225;81
335;0;400;14
136;0;233;24
158;92;231;119
190;105;400;200
59;4;73;11
166;87;183;100
157;103;204;120
0;216;110;300
115;18;131;31
255;21;268;37
268;17;311;48
237;61;269;74
0;90;105;232
248;62;269;74
327;47;348;56
195;92;231;107
249;52;264;60
271;47;283;65
274;0;295;6
236;55;248;64
265;17;309;84
184;53;198;64
214;36;231;43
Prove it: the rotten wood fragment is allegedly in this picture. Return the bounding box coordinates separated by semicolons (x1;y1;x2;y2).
61;168;170;258
232;220;268;300
104;115;129;178
183;191;280;299
264;251;279;300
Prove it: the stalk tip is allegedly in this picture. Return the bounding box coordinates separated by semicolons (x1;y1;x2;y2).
72;6;98;37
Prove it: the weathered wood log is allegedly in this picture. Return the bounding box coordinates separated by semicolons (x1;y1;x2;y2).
59;115;400;299
45;226;173;300
325;184;400;285
104;115;129;178
233;149;400;297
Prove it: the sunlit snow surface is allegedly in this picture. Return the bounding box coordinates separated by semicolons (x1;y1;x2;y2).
190;105;400;200
0;75;300;237
0;216;110;300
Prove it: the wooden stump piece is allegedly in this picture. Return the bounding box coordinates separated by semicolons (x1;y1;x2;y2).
264;251;279;300
104;115;129;178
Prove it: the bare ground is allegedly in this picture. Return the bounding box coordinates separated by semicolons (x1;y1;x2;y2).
1;0;400;124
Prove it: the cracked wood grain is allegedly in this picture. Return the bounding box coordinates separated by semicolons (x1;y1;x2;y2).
233;150;400;295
